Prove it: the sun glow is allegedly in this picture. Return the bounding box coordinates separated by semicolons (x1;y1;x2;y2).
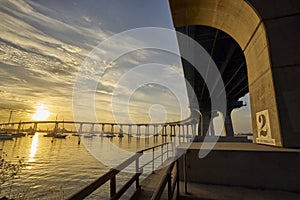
32;104;50;120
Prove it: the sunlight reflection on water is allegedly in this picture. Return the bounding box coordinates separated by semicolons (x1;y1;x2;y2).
0;132;176;199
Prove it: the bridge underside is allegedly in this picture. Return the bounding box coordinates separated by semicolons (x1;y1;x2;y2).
169;0;300;147
177;25;248;136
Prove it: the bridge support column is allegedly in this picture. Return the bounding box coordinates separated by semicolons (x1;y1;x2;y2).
153;125;157;136
17;122;21;133
79;123;83;134
90;124;94;133
225;101;246;137
137;125;140;137
101;124;105;134
200;110;211;136
119;125;123;134
145;125;149;137
128;125;132;136
181;124;185;137
111;124;114;134
225;110;234;137
186;124;189;137
162;125;167;136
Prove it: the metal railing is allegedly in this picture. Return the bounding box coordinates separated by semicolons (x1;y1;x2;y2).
150;159;179;200
67;142;173;200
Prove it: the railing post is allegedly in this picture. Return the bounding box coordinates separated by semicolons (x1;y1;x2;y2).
167;144;169;158
152;148;155;173
176;159;180;199
161;145;163;164
110;175;116;197
136;156;141;190
167;172;172;199
184;153;188;194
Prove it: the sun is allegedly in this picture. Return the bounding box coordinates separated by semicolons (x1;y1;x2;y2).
32;104;50;120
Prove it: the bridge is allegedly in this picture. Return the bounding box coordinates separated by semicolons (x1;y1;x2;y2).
0;117;200;138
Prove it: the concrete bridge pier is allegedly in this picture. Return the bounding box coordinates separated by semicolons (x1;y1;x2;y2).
224;101;246;137
101;124;105;135
145;125;149;137
90;124;94;133
110;124;114;134
79;123;83;134
128;125;132;137
136;125;141;137
119;124;123;134
198;110;211;136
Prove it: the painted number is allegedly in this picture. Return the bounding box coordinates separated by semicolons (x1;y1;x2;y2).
258;114;267;136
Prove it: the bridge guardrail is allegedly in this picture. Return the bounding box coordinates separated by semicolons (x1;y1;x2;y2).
67;142;174;200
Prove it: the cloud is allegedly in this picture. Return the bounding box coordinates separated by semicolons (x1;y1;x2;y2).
0;0;189;125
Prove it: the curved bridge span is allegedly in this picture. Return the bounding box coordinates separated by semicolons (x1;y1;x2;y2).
0;117;199;138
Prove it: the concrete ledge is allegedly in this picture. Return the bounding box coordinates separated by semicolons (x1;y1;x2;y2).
177;142;300;192
193;136;252;143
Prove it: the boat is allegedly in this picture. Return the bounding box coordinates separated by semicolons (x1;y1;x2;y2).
55;120;67;138
0;134;14;140
27;130;36;136
118;133;124;138
44;119;67;139
11;132;26;138
104;134;114;138
83;134;93;138
53;134;67;139
44;132;56;137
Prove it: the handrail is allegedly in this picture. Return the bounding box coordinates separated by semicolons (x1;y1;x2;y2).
150;159;179;200
67;142;173;200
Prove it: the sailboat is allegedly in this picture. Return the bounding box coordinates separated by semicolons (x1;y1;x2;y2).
53;119;67;138
44;116;67;138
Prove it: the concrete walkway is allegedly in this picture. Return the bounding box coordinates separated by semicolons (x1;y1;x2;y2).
179;181;300;200
132;165;300;200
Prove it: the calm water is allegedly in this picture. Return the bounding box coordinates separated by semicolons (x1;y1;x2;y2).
0;133;183;199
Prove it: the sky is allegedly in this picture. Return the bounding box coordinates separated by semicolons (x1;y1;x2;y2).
0;0;252;133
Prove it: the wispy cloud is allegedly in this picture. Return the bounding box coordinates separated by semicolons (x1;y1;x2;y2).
0;0;190;124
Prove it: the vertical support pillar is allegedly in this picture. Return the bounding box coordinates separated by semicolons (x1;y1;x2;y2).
79;123;83;134
101;124;105;135
186;124;189;138
17;122;21;133
137;125;140;137
128;125;132;136
201;110;211;136
111;124;114;134
225;109;234;137
145;125;149;137
119;124;123;133
91;124;94;133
